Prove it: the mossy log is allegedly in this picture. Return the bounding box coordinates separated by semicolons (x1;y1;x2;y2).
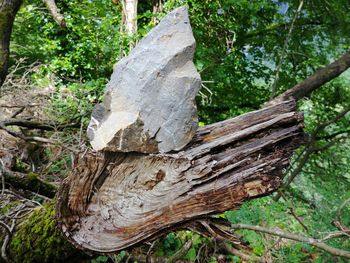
6;202;84;263
56;100;304;253
4;171;57;198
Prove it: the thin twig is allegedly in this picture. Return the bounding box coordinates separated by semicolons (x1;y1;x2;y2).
146;240;157;263
10;106;25;118
3;189;43;207
2;118;80;131
261;237;282;259
271;0;304;98
231;224;350;259
333;197;350;236
321;231;350;241
221;242;265;263
0;159;4;195
274;107;350;201
166;240;193;263
0;219;14;262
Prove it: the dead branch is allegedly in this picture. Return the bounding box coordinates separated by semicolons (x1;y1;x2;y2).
321;231;350;241
0;158;4;195
0;209;26;262
0;103;41;108
0;125;59;145
274;107;350;200
166;240;192;263
333;198;350;236
3;169;57;198
2;118;80;131
231;224;350;259
221;242;265;263
10;106;25;118
0;220;13;262
3;189;43;207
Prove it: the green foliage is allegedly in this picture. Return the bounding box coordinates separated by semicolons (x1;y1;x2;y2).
90;255;109;263
12;0;123;79
43;150;72;177
155;233;183;257
9;203;77;263
12;0;129;125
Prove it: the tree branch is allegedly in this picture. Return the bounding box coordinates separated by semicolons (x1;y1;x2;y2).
231;224;350;259
42;0;65;27
2;118;80;131
334;198;350;236
0;220;14;263
221;242;264;263
316;129;350;140
166;240;192;263
274;107;350;200
267;49;350;105
3;169;57;198
271;0;304;98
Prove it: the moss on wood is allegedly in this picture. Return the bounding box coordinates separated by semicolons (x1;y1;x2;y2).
9;202;80;263
5;171;57;198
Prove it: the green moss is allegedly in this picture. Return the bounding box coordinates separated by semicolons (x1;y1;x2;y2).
9;202;77;263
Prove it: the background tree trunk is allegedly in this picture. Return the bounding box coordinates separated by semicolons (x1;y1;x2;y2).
120;0;138;35
0;0;23;88
152;0;163;23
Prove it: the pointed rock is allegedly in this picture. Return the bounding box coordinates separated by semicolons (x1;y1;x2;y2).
87;6;201;153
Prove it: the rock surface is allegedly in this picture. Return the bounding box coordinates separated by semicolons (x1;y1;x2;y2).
87;6;201;153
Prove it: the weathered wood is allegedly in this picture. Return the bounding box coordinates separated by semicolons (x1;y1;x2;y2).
57;100;304;253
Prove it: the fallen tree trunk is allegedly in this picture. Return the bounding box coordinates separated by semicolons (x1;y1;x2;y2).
57;100;304;253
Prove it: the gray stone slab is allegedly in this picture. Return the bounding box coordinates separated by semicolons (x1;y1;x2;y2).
87;6;201;153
